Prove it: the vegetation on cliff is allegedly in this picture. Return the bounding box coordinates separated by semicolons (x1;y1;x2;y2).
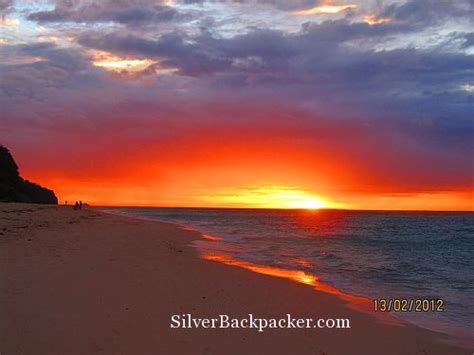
0;146;58;204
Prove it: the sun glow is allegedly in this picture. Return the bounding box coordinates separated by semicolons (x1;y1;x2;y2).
201;185;335;209
363;15;391;25
93;57;154;72
286;197;326;209
90;51;157;73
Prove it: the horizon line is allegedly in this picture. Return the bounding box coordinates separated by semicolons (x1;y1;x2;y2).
89;204;474;213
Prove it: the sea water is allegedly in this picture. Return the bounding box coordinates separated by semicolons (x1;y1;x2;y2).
104;207;474;341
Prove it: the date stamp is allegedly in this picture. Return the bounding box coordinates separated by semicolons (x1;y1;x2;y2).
374;298;445;313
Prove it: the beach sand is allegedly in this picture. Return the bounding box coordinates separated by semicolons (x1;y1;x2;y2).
0;203;470;354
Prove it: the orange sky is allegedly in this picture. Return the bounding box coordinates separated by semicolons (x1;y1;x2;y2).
15;114;473;211
2;0;473;212
26;175;473;211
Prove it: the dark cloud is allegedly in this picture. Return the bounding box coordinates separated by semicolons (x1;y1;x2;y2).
461;32;474;48
74;19;474;156
76;20;474;93
0;0;14;14
27;0;185;26
20;42;89;70
172;0;323;11
380;0;474;28
78;31;234;76
0;42;94;98
224;0;321;11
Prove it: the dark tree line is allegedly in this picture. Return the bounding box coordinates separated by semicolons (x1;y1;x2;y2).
0;146;57;204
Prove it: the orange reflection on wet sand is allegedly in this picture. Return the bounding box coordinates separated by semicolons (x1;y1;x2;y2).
203;252;316;285
201;252;388;318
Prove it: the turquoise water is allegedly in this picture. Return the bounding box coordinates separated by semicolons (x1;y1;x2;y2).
105;207;474;341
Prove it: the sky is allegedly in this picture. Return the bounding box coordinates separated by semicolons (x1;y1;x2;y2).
0;0;473;210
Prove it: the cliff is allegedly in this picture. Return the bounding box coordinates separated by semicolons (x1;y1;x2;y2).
0;146;58;204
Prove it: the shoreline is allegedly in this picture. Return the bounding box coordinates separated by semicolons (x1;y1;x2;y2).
1;203;471;354
103;206;474;346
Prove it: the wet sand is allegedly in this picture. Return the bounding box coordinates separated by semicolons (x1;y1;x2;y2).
0;203;470;354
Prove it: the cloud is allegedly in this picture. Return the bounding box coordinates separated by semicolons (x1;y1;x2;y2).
461;32;474;48
0;0;14;14
2;0;473;198
0;42;93;99
293;4;357;16
76;19;473;97
27;0;186;26
78;31;235;76
204;0;324;12
379;0;474;28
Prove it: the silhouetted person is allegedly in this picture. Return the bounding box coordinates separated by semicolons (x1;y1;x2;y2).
65;200;68;205
74;201;79;210
79;201;83;209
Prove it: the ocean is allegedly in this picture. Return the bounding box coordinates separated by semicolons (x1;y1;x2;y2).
104;207;474;341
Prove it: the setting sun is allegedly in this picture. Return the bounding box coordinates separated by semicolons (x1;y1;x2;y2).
201;185;336;209
286;197;327;210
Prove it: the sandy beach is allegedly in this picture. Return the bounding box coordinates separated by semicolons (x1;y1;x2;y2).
0;203;470;355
